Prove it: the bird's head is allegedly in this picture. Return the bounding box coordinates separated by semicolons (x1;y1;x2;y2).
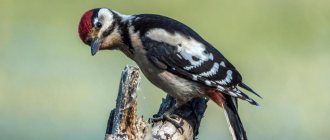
78;8;124;56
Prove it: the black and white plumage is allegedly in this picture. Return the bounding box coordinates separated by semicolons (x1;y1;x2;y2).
78;8;261;140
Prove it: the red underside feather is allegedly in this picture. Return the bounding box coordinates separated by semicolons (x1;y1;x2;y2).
206;88;225;107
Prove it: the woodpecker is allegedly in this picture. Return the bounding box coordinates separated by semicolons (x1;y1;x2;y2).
78;8;261;140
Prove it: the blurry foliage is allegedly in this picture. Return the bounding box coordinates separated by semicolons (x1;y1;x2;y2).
0;0;329;139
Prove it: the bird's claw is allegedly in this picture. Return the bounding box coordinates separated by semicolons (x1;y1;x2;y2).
149;114;184;134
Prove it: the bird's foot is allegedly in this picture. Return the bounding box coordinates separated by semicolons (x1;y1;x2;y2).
149;114;184;134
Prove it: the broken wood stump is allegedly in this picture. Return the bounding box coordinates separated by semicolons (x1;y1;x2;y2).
104;65;208;140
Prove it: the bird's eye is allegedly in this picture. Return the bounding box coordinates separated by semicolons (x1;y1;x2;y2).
96;22;102;29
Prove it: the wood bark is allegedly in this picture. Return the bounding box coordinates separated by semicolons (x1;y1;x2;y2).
105;66;208;140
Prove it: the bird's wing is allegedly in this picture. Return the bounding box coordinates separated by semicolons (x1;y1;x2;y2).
141;30;258;105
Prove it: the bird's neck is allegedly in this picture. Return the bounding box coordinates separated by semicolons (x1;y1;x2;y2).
116;15;137;60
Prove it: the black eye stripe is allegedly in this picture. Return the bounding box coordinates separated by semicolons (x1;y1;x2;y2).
102;24;115;37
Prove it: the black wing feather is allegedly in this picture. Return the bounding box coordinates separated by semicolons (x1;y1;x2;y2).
135;14;259;105
142;36;258;105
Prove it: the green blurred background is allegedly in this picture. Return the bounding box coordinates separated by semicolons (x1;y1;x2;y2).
1;0;329;139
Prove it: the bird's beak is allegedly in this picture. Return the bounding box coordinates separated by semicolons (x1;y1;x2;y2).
91;38;102;56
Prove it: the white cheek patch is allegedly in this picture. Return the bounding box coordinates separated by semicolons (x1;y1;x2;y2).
146;29;213;70
97;8;114;36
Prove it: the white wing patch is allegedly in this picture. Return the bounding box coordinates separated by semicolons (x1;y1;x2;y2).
192;75;198;81
146;29;213;70
204;80;212;86
209;53;214;61
183;61;204;70
199;63;220;77
217;70;233;85
220;61;226;67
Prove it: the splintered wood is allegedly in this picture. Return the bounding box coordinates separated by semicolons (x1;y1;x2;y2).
105;66;207;140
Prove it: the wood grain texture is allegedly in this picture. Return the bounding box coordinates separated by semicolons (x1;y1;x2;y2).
105;65;208;140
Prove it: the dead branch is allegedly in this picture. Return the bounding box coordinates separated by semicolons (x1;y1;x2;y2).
104;65;208;140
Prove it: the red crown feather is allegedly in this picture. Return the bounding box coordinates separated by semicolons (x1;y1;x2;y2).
78;10;93;44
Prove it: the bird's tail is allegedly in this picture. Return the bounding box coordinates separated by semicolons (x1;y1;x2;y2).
223;96;248;140
206;89;248;140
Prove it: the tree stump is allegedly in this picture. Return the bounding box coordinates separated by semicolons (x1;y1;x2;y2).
104;66;208;140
